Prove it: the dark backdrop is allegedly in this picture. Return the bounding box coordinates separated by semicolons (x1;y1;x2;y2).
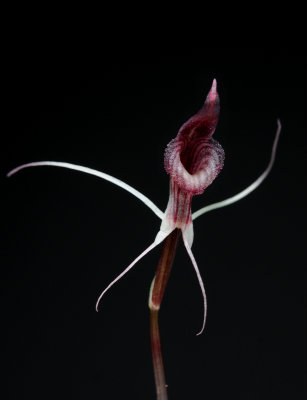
1;48;306;399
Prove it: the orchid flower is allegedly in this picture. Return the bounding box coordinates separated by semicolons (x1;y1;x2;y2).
7;80;281;337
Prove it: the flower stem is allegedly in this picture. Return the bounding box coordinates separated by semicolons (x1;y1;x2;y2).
149;229;180;400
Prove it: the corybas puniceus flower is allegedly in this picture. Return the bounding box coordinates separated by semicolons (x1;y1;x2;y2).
7;80;281;335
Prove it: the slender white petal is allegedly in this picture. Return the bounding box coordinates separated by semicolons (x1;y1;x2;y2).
95;228;173;311
182;231;207;336
7;161;164;220
183;222;194;248
192;119;282;220
154;226;174;245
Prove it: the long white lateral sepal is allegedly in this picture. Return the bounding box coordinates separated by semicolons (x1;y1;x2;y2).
192;119;281;220
7;161;164;219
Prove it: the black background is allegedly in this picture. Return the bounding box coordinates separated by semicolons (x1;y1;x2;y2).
1;48;306;399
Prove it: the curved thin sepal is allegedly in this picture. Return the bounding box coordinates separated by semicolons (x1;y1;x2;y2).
96;228;173;311
182;231;207;336
192;119;282;220
7;161;164;219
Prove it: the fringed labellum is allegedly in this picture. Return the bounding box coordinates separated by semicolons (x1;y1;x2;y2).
162;79;224;240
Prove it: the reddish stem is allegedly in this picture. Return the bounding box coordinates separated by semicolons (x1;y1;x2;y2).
149;229;180;400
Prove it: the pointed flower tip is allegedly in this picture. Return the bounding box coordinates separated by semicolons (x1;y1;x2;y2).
206;78;218;103
211;78;217;92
